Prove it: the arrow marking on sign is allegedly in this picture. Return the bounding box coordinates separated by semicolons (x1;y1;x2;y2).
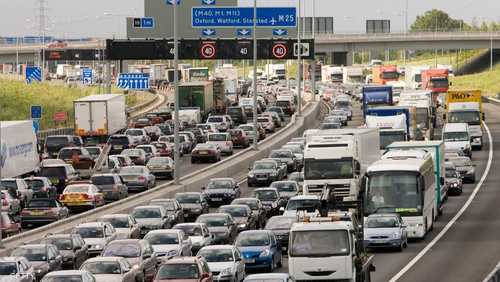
202;0;215;4
202;29;216;36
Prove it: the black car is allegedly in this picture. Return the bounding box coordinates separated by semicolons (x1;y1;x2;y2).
264;215;297;252
231;198;267;229
247;160;282;187
44;135;83;158
202;178;241;206
226;106;248;126
175;192;210;221
186;127;207;144
268;149;297;173
253;188;286;217
41;233;89;269
107;134;134;155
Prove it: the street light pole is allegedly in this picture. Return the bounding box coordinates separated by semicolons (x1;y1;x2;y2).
252;0;258;150
173;0;181;184
297;0;302;116
311;0;316;102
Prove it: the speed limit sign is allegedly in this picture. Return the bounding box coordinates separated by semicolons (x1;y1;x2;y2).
272;43;288;59
200;43;216;59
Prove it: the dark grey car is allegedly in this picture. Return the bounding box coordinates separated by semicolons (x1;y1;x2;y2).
41;234;88;269
268;149;297;173
247;160;282;187
91;174;128;202
196;213;237;244
218;205;257;232
202;178;241;206
175;192;210;222
149;199;185;225
231;198;267;229
11;244;63;280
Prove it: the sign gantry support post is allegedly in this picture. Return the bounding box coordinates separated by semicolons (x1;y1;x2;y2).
297;0;302;116
252;0;258;151
173;0;181;185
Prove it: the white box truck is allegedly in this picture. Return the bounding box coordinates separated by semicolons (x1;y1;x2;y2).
342;66;364;84
0;121;39;178
74;94;127;142
303;128;381;202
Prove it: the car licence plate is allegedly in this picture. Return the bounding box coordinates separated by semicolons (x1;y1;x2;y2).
199;151;208;155
212;198;222;201
114;145;123;149
244;259;255;263
31;211;44;216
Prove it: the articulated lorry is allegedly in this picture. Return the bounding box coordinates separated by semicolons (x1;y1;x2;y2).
321;66;343;83
405;66;430;90
74;94;127;143
303;128;381;203
372;65;399;85
386;141;446;215
365;106;414;142
0;121;39;178
362;86;393;118
445;90;483;149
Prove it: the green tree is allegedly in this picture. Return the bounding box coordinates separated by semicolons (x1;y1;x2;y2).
410;9;469;32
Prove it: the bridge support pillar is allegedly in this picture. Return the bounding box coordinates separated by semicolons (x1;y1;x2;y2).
330;52;353;66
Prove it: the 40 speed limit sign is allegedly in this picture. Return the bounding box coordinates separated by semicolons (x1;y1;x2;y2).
272;43;288;59
200;43;216;59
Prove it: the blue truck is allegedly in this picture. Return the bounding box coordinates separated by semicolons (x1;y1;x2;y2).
362;85;393;117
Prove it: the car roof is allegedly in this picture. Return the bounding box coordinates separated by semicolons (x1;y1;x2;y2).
245;273;289;280
163;256;200;264
367;213;400;218
99;214;129;218
199;245;235;251
134;205;163;210
233;197;258;202
198;213;230;218
84;256;124;263
44;270;87;276
146;229;183;235
254;188;278;192
289;195;320;200
76;222;106;228
177;192;202;196
209;178;234;182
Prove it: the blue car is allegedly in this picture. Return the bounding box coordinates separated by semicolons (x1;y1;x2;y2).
235;230;282;272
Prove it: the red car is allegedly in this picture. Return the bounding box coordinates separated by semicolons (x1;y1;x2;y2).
229;129;250;148
146;114;164;125
134;118;152;128
151;141;173;158
0;213;21;237
154;257;213;282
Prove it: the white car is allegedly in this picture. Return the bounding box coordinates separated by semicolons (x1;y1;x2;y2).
125;128;149;145
197;245;246;282
144;229;192;258
207;133;234;155
207;115;232;132
257;115;275;133
282;195;321;218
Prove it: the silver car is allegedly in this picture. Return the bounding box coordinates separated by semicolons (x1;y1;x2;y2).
119;166;156;192
173;223;214;254
41;270;96;282
144;229;192;258
364;213;408;251
80;256;143;282
197;245;246;282
132;205;171;237
146;157;174;179
270;181;299;200
72;222;117;256
97;214;141;239
0;256;35;282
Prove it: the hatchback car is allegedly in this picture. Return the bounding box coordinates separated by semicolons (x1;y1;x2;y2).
191;144;222;164
91;173;128;202
175;193;209;221
121;149;148;166
101;239;157;282
207;115;232;132
144;229;192;258
228;129;250;148
80;256;142;282
235;230;282;272
268;149;297;173
202;178;241;206
136;145;159;162
132;205;171;237
207;133;233;156
445;161;463;195
20;198;69;228
364;213;408;251
257;115;275;133
0;256;35;282
44;135;83;158
59;184;105;211
270;181;299;200
11;243;63;280
119;166;156;192
72;222;117;256
24;177;57;199
218;205;256;232
147;157;175;179
197;245;245;282
173;223;213;254
149;199;185;225
151;141;174;158
231;198;267;229
41;233;88;269
226;106;248;126
154;256;213;282
196;213;237;244
266;106;286;122
253;188;285;217
97;214;141;239
57;147;95;178
108;135;134;155
449;156;476;183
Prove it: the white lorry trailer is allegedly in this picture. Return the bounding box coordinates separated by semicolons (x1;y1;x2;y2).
74;94;127;142
0;121;39;178
343;66;365;84
365;114;408;150
303;128;381;202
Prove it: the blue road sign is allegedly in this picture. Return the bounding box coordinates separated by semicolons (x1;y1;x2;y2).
32;119;40;134
201;0;215;4
141;18;154;28
192;7;296;28
273;28;288;36
201;28;216;37
165;0;180;5
82;68;92;85
117;73;150;90
236;28;252;37
31;105;42;119
26;66;42;83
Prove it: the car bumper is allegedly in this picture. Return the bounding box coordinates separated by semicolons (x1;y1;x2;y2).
123;181;148;190
150;169;173;177
364;239;403;248
243;257;273;269
21;216;59;225
192;155;218;161
248;176;277;186
61;201;95;208
207;196;235;205
102;191;122;201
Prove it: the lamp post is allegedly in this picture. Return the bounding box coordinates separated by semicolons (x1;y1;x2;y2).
252;0;258;150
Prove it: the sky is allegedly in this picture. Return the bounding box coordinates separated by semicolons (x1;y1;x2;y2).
1;0;499;38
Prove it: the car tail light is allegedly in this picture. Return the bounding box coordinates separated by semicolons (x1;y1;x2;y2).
2;199;8;206
59;194;66;201
82;194;92;200
138;176;146;181
20;210;30;216
112;185;119;192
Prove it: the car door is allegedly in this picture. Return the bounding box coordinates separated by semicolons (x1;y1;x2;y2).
141;242;156;280
129;216;140;239
270;234;281;263
48;246;62;271
202;225;212;246
233;248;245;280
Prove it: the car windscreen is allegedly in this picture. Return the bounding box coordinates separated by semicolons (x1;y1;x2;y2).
176;194;201;204
74;227;103;238
108;136;130;145
290;230;349;257
208;134;228;142
81;262;122;275
265;217;296;229
198;248;234;262
208;117;224;123
25;179;45;190
271;182;297;192
197;216;228;227
42;276;83;282
156;264;200;280
286;199;320;212
174;225;203;236
220;207;248;217
102;243;141;258
133;208;161;218
46;137;69;145
253;162;275;170
254;190;278;201
235;232;269;246
207;180;233;189
100;216;129;228
366;216;399;228
0;262;17;275
28;200;57;208
41;238;73;250
144;233;179;245
11;247;47;261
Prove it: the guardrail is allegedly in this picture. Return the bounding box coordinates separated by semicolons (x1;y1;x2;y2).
0;100;325;254
483;261;500;282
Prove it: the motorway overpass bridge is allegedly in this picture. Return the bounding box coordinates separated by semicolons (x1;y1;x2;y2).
2;32;500;65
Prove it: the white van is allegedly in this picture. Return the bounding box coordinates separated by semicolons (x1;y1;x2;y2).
442;123;471;158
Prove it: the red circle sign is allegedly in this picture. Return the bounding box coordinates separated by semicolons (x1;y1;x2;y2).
272;43;288;59
200;43;216;59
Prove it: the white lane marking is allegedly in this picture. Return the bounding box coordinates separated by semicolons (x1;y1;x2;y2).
389;122;494;282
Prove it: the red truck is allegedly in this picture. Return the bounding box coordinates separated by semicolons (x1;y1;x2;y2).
372;65;399;85
422;68;449;93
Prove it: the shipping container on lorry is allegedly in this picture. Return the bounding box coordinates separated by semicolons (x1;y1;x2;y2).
362;86;393;117
342;66;365;84
0;121;39;178
386;141;446;215
178;81;214;119
303;128;381;203
74;94;127;142
372;65;399;85
445;90;483;149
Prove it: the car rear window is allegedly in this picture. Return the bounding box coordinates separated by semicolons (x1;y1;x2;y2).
28;200;57;208
109;136;130;145
59;149;82;159
208;117;223;123
39;167;67;178
91;176;115;185
227;108;242;114
46;137;70;145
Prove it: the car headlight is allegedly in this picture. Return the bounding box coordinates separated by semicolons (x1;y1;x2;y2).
248;173;255;178
272;202;277;208
452;183;458;187
259;248;271;257
169;214;175;221
473;137;481;142
393;232;400;239
192;208;202;213
238;223;247;229
167;250;178;257
132;264;140;270
220;267;233;276
36;269;42;274
271;172;278;177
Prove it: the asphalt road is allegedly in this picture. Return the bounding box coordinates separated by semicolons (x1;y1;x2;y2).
371;102;498;282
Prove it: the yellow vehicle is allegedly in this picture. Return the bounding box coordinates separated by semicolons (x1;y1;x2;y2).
59;184;105;210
